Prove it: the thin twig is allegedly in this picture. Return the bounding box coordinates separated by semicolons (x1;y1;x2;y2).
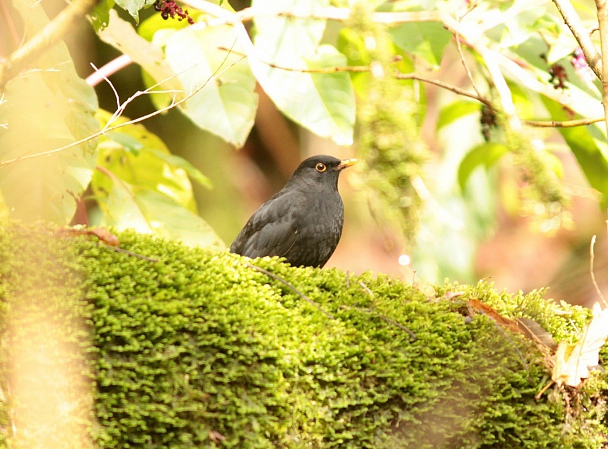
86;55;133;88
245;263;335;319
589;235;608;308
524;117;605;128
535;379;555;400
0;48;243;168
395;72;492;107
358;281;375;298
88;62;122;111
217;46;369;73
454;15;484;101
106;246;159;262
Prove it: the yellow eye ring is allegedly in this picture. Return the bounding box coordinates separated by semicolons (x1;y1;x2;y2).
315;163;327;172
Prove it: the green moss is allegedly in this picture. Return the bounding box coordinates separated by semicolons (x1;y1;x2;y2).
0;226;605;448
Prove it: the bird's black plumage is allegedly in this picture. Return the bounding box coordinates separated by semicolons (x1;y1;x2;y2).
230;155;357;268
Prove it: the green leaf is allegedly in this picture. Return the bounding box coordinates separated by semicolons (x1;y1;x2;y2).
98;11;184;100
251;0;355;145
90;0;115;32
164;24;258;147
542;98;608;208
252;0;328;58
95;110;207;213
437;102;480;131
0;0;98;225
499;4;548;47
389;21;452;67
96;181;224;248
92;111;222;247
114;0;154;23
148;150;213;189
458;143;509;191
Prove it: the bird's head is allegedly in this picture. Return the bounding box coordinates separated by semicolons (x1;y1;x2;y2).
287;155;358;189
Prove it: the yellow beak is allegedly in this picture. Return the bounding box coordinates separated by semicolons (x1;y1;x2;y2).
335;158;358;171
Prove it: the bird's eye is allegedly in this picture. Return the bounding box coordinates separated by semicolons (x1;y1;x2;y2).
315;163;327;172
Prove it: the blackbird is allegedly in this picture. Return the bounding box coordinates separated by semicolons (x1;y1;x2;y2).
230;155;358;268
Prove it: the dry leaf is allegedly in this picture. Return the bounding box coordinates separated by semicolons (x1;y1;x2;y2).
516;317;557;351
468;299;521;334
552;302;608;387
55;227;120;246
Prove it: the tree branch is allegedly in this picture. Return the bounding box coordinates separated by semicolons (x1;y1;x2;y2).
524;116;605;127
595;0;608;137
0;0;100;88
552;0;603;81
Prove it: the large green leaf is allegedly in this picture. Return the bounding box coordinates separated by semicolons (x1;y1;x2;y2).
164;24;258;147
458;143;510;191
98;11;183;99
0;0;98;224
437;102;480;131
251;0;355;145
94;110;209;212
252;0;327;59
542;98;608;208
96;181;224;248
92;111;222;248
389;21;452;67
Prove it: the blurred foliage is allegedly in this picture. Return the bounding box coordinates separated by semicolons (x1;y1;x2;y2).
1;0;608;276
0;226;605;448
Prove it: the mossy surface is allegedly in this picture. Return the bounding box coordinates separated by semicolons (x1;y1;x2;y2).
0;226;605;448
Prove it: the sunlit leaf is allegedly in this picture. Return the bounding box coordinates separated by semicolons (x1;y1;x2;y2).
0;0;98;225
389;21;452;67
542;97;608;208
97;179;224;248
552;302;608;387
114;0;154;23
164;24;258;147
437;102;480;131
251;0;355;145
252;0;327;58
92;111;222;247
98;10;184;101
458;143;509;191
91;0;115;32
94;110;210;213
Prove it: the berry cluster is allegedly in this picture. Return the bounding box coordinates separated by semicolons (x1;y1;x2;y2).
480;104;497;142
548;63;568;90
154;0;194;24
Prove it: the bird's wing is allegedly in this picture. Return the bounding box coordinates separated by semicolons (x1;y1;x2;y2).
230;189;304;259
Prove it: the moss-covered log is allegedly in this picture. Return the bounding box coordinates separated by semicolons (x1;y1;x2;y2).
0;226;605;448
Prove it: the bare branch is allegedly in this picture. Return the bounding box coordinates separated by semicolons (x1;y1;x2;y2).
0;50;243;168
86;55;133;87
552;0;603;81
524;116;605;127
595;0;608;136
0;0;100;87
395;72;492;107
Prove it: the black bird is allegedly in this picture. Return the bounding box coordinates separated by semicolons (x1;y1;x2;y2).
230;155;358;268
